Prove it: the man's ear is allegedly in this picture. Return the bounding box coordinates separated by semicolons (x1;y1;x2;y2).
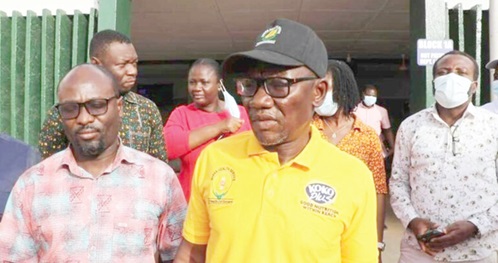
117;96;124;117
91;56;102;65
312;78;328;107
469;80;478;95
218;79;223;91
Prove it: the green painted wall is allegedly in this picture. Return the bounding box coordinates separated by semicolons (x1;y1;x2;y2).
0;9;97;145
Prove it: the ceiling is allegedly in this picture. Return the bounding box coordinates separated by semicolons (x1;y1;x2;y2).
131;0;409;62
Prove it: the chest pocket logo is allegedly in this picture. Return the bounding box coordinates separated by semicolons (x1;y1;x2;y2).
305;182;336;204
211;167;235;200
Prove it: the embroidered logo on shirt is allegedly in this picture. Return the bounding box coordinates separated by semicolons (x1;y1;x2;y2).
208;167;236;205
210;167;235;200
305;182;336;204
255;25;282;46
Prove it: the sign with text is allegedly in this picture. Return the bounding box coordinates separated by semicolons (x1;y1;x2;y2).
417;39;454;66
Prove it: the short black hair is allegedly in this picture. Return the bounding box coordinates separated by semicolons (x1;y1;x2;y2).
190;58;222;80
328;60;360;115
89;30;132;59
432;50;479;81
362;84;378;93
93;64;121;96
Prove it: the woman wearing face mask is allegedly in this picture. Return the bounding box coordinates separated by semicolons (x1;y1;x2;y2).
312;60;388;260
163;58;252;200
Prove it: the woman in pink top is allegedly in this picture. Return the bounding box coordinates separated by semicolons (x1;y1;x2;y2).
163;58;251;200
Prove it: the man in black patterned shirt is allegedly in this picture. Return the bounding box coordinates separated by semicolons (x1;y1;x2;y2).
39;30;167;162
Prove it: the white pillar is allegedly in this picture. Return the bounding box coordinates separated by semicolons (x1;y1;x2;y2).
490;0;498;100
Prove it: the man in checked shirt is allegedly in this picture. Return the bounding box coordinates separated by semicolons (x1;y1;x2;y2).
0;64;186;262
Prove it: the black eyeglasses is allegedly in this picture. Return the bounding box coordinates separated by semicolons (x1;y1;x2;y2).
56;96;118;120
235;77;318;98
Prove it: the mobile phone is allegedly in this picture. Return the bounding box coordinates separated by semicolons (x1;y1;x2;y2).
417;229;445;242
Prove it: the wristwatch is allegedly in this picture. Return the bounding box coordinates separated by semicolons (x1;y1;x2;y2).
377;242;386;251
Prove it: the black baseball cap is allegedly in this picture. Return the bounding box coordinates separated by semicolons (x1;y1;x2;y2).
223;18;328;78
486;59;498;69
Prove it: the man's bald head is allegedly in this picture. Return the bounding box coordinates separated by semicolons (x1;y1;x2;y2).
57;64;120;99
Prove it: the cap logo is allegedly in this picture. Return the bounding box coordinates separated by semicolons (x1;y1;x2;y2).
255;25;282;47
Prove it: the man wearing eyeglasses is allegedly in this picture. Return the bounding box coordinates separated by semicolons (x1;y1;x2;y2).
38;30;167;162
0;64;186;262
174;18;378;263
390;50;498;262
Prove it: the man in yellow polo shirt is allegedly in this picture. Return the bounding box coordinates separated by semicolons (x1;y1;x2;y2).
174;18;378;263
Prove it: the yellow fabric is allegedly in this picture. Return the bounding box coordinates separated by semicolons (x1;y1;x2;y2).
183;126;378;263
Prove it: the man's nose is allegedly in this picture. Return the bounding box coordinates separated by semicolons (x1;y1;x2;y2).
76;105;96;125
126;63;137;77
249;84;273;108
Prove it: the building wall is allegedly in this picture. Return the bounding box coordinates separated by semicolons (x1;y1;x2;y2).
0;0;97;16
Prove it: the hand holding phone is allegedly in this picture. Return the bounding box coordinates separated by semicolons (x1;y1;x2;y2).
417;229;445;243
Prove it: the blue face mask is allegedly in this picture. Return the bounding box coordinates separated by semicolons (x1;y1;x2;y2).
315;90;338;116
492;80;498;95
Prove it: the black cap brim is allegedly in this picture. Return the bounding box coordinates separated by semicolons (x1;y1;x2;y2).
486;59;498;69
223;49;304;75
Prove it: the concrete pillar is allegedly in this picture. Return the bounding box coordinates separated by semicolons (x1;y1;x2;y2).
409;0;448;112
97;0;131;37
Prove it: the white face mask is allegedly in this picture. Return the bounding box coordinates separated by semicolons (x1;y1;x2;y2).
363;95;377;107
315;90;338;116
491;80;498;95
434;73;473;109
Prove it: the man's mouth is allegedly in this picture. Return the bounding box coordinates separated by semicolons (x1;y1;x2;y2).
76;129;99;140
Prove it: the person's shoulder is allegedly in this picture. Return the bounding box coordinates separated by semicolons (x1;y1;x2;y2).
18;150;65;180
375;104;388;113
131;92;159;108
213;130;253;146
314;137;368;168
481;101;494;109
475;104;497;115
168;104;198;119
355;120;383;143
355;119;378;135
480;102;498;115
177;103;196;112
123;145;167;164
0;133;30;148
399;108;431;127
0;134;39;156
474;105;498;122
121;146;175;174
204;130;253;154
317;143;372;182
